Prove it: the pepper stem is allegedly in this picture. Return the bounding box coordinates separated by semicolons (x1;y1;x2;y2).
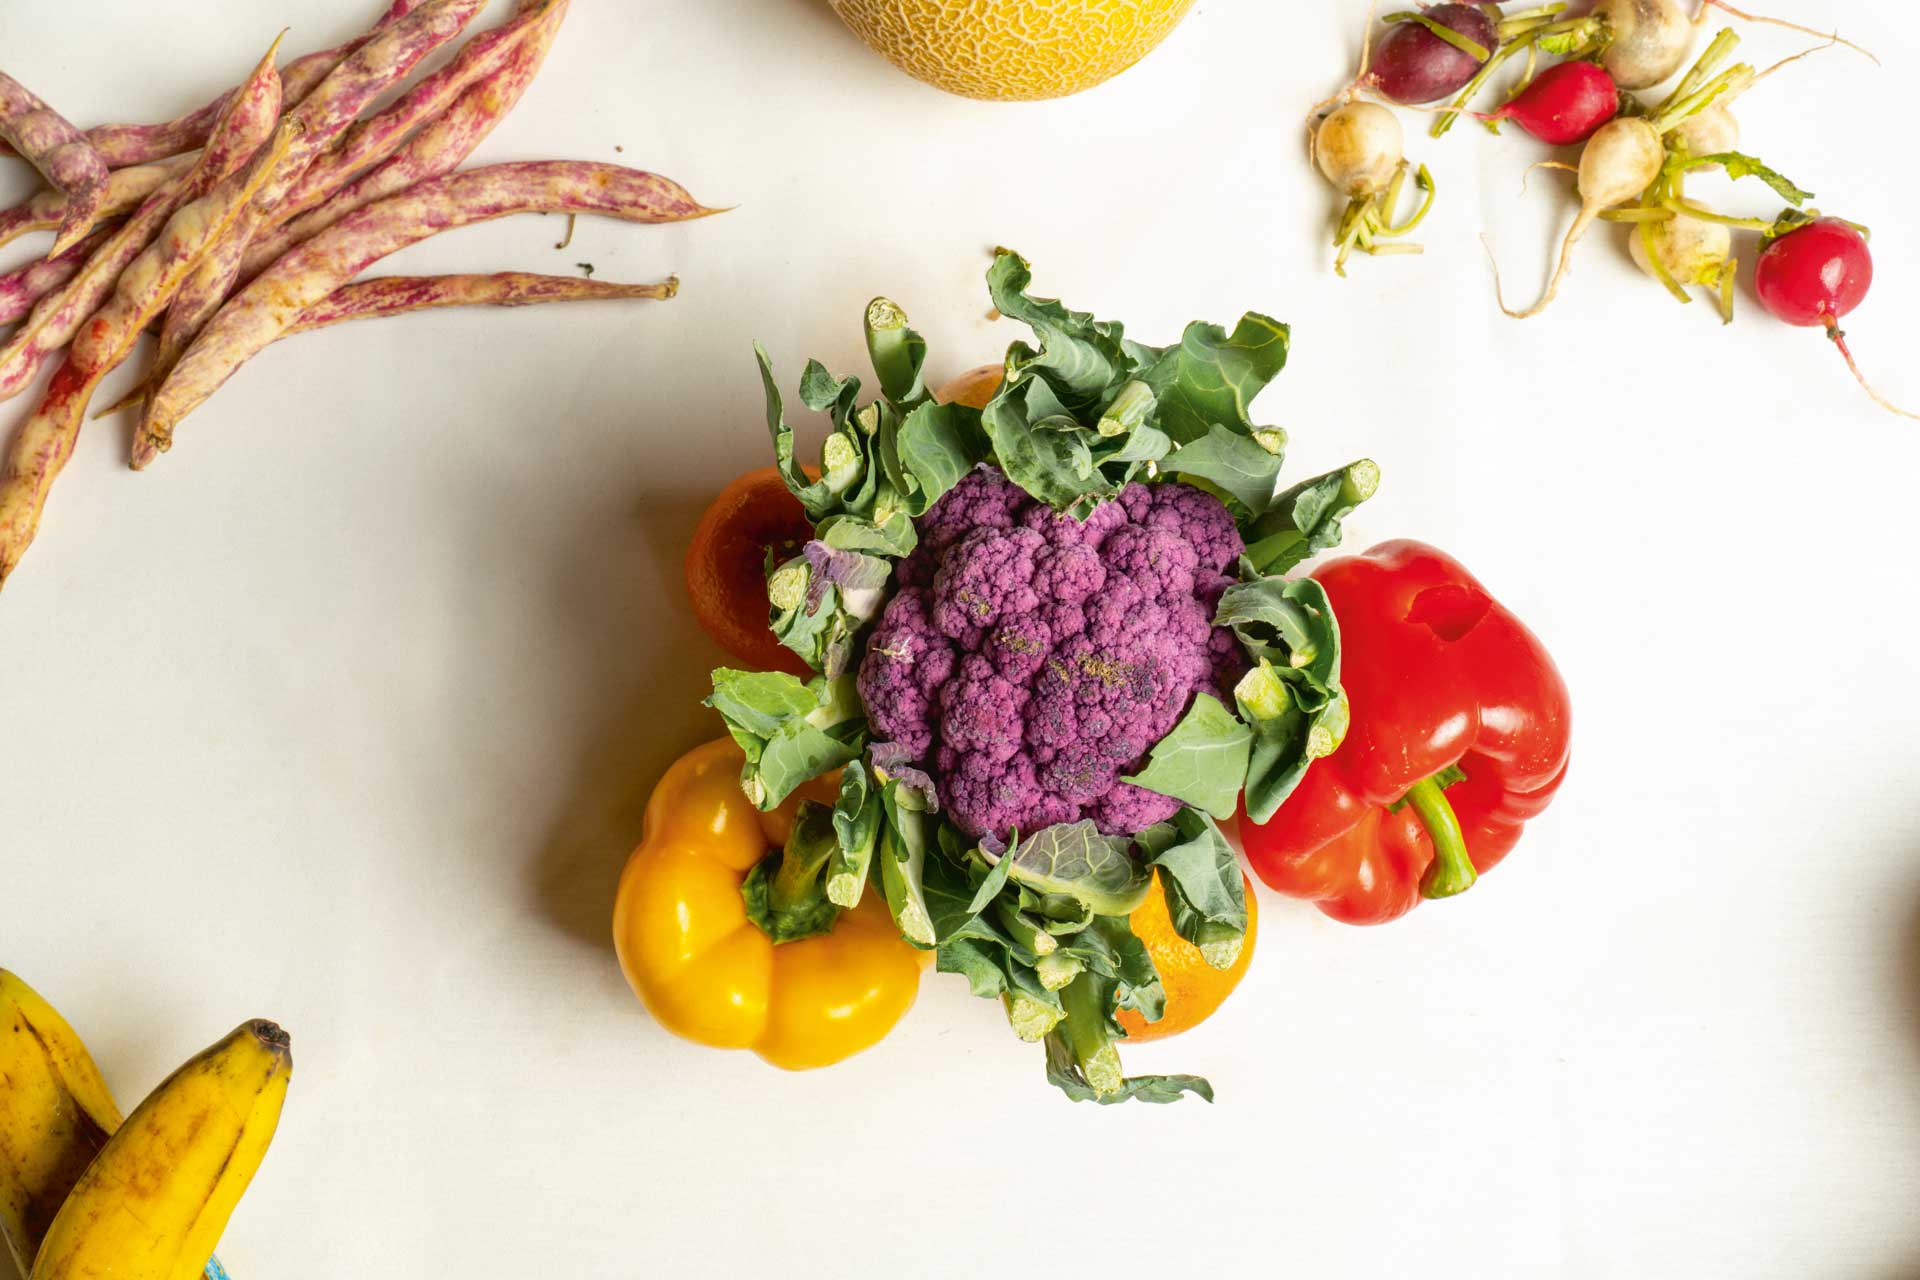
1404;774;1477;900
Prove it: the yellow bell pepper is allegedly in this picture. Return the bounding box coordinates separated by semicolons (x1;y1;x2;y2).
612;738;925;1070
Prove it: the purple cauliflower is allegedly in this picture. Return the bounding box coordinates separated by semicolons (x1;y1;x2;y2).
858;466;1246;841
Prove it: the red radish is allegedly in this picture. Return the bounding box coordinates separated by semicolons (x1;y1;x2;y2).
1483;59;1620;145
1755;216;1916;420
1369;4;1499;104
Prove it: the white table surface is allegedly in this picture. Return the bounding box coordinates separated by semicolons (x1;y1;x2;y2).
4;2;1919;1276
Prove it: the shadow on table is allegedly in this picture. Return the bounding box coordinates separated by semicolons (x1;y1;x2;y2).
1885;889;1920;1280
522;481;720;953
770;0;853;40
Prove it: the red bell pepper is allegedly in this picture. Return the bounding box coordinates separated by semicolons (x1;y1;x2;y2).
1238;540;1571;925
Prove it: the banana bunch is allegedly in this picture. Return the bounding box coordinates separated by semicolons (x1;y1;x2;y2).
0;971;291;1280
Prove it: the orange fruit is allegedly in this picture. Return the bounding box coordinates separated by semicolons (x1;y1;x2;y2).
1117;871;1259;1043
829;0;1199;101
933;363;1004;409
684;466;815;677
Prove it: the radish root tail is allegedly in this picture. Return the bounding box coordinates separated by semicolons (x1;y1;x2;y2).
1305;0;1381;154
1519;159;1578;196
1701;0;1879;64
1491;208;1595;319
1827;321;1920;421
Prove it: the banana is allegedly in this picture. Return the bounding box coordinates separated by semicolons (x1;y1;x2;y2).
0;971;125;1276
25;1018;289;1280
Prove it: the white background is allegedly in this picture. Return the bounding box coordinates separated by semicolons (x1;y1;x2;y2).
4;1;1919;1276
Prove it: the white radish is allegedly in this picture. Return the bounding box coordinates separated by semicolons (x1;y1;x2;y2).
1594;0;1695;89
1500;117;1665;318
1629;212;1735;323
1314;102;1403;197
1669;100;1738;155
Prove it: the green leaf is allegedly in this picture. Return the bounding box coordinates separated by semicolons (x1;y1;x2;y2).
1703;151;1814;206
826;760;882;908
755;345;843;521
815;511;916;557
1142;809;1248;969
1159;423;1286;519
1216;576;1346;824
1003;821;1153;917
1042;1047;1216;1105
1042;968;1209;1104
705;667;817;736
986;251;1131;416
1121;693;1252;820
705;670;865;809
1140;313;1290;447
878;781;937;945
797;359;857;413
979;390;1102;510
1242;459;1380;575
920;839;1008;945
894;401;987;515
967;844;1016;913
864;297;928;408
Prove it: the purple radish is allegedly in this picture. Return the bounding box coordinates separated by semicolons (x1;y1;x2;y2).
1369;4;1499;104
1483;60;1620;145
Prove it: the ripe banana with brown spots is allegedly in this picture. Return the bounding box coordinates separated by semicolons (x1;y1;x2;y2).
1;972;266;1280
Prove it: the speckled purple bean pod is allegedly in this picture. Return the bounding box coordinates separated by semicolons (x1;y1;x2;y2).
0;73;111;257
0;229;111;327
0;39;283;404
0;158;188;252
0;0;422;168
135;160;720;466
283;271;678;335
275;0;563;226
238;0;568;283
0;124;298;589
148;0;490;397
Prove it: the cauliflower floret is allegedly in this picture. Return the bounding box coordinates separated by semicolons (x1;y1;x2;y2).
859;465;1246;840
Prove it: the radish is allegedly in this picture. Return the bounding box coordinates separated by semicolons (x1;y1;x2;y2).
1315;102;1403;197
1628;212;1734;320
1497;117;1664;317
1313;102;1435;276
1481;59;1620;144
1369;4;1499;104
1593;0;1695;90
1754;215;1917;420
1669;100;1738;154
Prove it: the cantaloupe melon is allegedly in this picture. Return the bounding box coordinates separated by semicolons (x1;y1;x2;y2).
829;0;1198;102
